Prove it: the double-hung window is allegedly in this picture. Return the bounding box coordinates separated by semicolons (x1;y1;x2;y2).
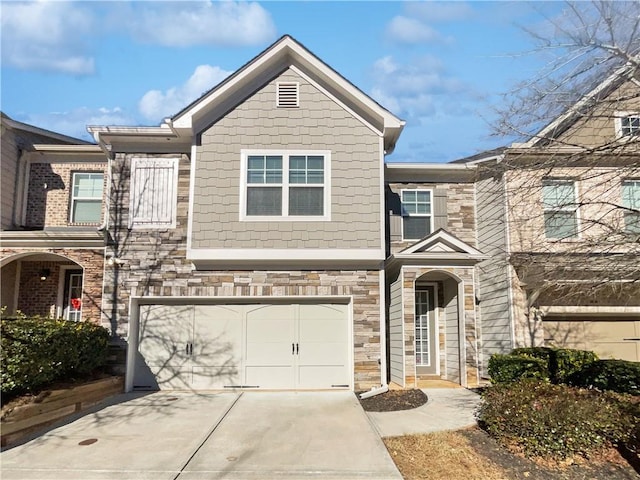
242;150;330;220
129;157;179;229
70;172;103;223
622;180;640;234
615;112;640;138
542;179;579;239
401;190;432;240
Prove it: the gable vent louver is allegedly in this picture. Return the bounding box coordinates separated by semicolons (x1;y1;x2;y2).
277;82;299;108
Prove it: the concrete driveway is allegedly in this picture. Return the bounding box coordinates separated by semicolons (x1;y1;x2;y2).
1;391;400;479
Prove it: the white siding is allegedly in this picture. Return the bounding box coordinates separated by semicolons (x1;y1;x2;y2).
129;157;179;228
389;276;404;386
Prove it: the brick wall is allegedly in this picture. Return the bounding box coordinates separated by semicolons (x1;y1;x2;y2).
0;248;105;324
25;162;106;228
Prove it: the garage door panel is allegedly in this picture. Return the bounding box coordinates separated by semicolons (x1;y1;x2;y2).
298;343;347;366
138;305;193;365
544;318;640;362
192;366;240;389
194;305;242;368
150;366;193;390
297;366;349;389
245;366;294;389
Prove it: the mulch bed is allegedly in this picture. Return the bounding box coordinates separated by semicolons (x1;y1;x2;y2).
357;389;428;412
461;427;640;480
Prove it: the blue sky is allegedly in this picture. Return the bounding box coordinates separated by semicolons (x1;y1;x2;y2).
1;1;563;163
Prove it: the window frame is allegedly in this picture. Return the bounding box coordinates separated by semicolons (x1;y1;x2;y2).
129;157;180;230
622;179;640;234
239;149;331;222
542;178;580;240
400;188;433;241
614;111;640;138
69;171;104;224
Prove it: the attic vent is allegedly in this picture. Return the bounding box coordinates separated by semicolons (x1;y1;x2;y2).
277;82;299;108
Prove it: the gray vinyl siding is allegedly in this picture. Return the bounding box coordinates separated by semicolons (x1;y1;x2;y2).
475;176;512;377
389;276;404;386
444;280;460;382
1;126;18;229
192;68;382;250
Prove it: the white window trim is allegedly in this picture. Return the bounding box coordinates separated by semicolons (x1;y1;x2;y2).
542;179;581;240
239;149;331;222
400;188;433;241
622;178;640;232
70;171;103;224
129;157;180;229
614;111;640;138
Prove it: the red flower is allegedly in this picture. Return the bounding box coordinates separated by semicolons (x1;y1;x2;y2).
70;298;82;310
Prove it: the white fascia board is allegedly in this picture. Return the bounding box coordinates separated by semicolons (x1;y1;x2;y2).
394;253;488;262
187;248;385;261
31;144;104;154
399;230;485;256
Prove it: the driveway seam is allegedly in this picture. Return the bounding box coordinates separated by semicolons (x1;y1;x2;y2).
172;392;243;480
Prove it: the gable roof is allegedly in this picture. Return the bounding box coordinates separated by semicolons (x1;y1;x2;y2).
520;60;638;148
1;112;91;146
168;35;405;153
389;229;486;267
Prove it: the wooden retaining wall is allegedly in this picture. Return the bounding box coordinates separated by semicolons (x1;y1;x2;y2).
1;376;124;447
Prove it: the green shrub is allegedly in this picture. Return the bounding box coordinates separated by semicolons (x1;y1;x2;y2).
569;359;640;396
477;379;638;459
511;347;597;383
1;317;110;398
488;354;549;383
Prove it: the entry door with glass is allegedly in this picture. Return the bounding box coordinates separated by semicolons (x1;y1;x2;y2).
415;286;437;375
63;269;83;321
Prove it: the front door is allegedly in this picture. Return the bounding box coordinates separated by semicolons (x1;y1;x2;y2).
63;269;83;321
415;286;437;375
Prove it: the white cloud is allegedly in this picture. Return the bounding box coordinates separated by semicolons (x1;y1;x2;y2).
22;107;136;142
1;1;96;75
125;1;277;47
371;55;467;120
385;16;445;44
139;65;233;121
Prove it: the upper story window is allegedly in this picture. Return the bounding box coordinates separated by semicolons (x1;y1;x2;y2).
542;179;578;239
615;112;640;138
240;150;330;221
622;179;640;234
401;190;432;241
129;157;179;229
70;172;103;223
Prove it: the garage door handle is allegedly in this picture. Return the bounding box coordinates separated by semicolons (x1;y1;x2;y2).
292;343;295;354
624;338;640;341
296;343;299;354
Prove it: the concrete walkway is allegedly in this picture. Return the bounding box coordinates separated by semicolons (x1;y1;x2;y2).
366;388;481;437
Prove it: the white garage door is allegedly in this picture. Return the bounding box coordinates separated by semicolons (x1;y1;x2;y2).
544;317;640;362
133;303;350;390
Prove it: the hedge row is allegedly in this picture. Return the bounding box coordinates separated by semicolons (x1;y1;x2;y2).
1;317;110;398
477;379;640;460
488;346;639;395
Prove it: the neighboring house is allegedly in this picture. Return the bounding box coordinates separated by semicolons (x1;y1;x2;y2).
0;113;107;323
473;64;640;375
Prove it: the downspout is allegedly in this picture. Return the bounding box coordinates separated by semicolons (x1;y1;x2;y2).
361;266;389;400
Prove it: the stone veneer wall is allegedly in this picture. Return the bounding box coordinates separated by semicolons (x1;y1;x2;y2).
105;153;383;390
401;266;479;387
0;248;104;323
25;162;106;228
